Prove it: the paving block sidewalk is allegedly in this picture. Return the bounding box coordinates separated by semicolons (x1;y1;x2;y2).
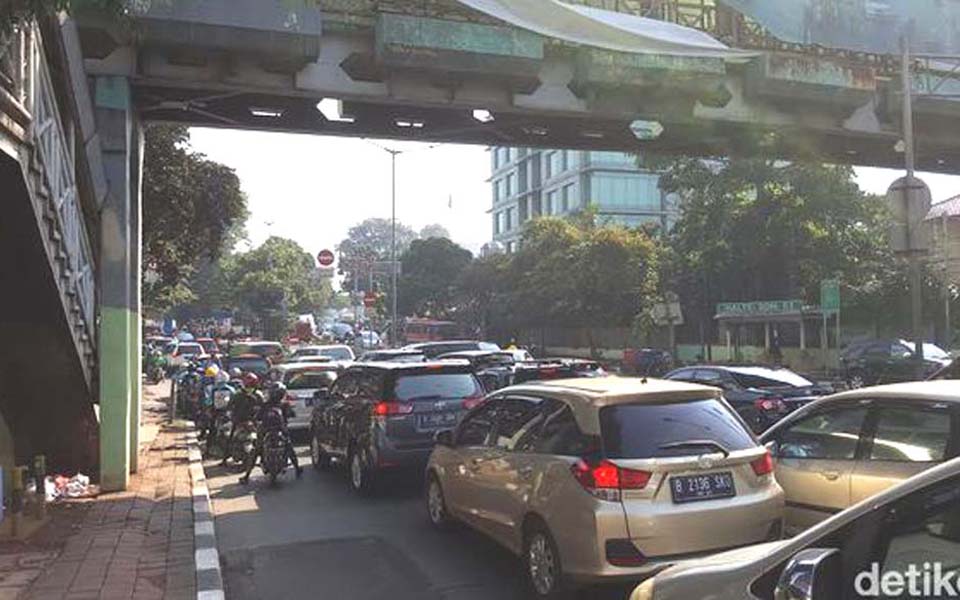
23;390;198;600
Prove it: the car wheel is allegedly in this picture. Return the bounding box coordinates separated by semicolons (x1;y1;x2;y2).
310;430;330;471
426;473;452;529
348;447;375;495
524;522;570;599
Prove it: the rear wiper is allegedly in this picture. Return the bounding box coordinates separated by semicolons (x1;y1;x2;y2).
658;440;731;457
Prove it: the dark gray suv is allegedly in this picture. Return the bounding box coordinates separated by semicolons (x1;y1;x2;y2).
308;361;484;494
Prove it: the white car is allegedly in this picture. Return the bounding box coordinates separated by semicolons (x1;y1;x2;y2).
268;363;340;430
290;344;355;362
629;454;960;600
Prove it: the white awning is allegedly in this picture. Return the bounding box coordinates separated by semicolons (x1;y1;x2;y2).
456;0;757;59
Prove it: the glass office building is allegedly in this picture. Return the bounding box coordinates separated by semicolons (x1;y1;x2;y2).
489;147;678;251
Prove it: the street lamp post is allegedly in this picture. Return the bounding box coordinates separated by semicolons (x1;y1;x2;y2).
385;148;402;347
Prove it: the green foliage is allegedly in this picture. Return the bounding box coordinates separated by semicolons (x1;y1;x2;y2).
337;217;417;292
660;157;936;332
398;237;472;318
508;215;659;333
142;125;248;313
419;224;450;240
185;237;332;335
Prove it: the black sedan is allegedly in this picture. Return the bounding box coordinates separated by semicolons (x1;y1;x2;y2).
664;365;833;432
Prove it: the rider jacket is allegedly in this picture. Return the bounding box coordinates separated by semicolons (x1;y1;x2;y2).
230;388;264;423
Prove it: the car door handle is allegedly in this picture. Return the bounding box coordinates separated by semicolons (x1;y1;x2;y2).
820;470;841;481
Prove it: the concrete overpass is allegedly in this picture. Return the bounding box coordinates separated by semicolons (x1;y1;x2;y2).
4;0;960;490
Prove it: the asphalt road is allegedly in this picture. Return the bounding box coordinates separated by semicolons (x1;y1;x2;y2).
204;439;633;600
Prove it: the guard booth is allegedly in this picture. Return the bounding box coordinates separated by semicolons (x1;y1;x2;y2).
715;300;837;369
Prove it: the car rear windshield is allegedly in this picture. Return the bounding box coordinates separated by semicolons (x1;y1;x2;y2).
321;348;353;361
286;372;335;389
228;358;269;375
394;373;481;400
180;344;202;355
600;398;755;459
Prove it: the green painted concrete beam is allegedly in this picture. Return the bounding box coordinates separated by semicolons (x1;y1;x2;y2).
376;13;543;59
573;47;726;98
746;53;876;107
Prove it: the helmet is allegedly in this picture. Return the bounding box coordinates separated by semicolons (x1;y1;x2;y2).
204;365;220;378
241;372;260;389
267;382;287;404
230;367;242;379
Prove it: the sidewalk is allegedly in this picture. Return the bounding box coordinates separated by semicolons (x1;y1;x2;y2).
19;384;198;600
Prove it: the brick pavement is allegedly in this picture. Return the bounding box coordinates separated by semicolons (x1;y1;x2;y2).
24;391;198;600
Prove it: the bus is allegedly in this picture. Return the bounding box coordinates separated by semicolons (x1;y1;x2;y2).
403;318;461;344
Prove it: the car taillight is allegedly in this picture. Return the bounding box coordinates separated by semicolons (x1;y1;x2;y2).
571;459;651;501
751;451;774;476
373;401;414;416
754;396;785;412
462;395;484;410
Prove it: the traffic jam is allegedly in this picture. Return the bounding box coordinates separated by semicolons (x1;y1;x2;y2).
155;333;960;600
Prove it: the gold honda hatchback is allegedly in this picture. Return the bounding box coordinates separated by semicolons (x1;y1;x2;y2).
425;377;785;598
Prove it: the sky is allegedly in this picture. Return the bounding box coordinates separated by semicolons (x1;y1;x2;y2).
188;127;960;259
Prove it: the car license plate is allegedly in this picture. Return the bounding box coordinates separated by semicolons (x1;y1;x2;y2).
670;472;736;504
418;412;457;429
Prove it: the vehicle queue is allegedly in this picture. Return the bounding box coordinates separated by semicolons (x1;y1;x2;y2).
144;333;960;600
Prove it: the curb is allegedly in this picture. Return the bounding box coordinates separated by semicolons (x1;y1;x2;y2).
185;426;226;600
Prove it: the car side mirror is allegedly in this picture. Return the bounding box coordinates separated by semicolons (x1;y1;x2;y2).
434;429;454;447
774;548;841;600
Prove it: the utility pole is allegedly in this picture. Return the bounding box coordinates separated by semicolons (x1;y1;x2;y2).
944;215;953;347
902;31;925;363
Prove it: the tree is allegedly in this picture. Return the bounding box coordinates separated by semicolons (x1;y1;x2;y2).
187;237;332;338
659;157;936;334
142;125;248;313
398;237;472;318
419;224;450;240
504;214;660;352
338;218;417;292
457;253;511;340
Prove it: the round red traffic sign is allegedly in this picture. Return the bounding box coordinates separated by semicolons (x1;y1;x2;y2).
317;249;335;267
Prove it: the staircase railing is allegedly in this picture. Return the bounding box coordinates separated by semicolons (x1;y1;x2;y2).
2;23;97;382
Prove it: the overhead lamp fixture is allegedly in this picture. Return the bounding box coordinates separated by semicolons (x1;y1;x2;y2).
250;107;283;118
316;98;356;123
472;109;494;123
396;119;425;129
629;119;664;141
582;130;605;139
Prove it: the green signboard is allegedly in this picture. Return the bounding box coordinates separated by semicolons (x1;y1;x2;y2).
820;279;840;313
716;299;803;318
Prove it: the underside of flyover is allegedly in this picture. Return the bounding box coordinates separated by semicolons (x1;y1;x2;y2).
0;153;99;477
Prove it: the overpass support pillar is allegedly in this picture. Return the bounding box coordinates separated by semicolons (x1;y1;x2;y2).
96;76;142;490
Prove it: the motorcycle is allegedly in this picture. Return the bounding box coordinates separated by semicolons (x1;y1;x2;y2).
204;385;235;458
260;429;289;485
230;421;258;468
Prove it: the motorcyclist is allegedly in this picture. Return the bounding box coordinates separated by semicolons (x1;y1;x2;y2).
221;372;264;466
239;381;302;484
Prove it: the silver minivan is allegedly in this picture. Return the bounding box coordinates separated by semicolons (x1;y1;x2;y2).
425;377;785;598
